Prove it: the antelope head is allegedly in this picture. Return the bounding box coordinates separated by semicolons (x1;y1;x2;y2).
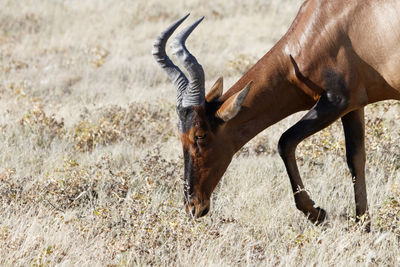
152;14;252;218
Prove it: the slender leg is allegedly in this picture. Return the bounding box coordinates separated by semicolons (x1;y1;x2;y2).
341;108;369;225
278;92;350;224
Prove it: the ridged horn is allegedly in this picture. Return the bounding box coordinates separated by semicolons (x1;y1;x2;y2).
152;14;190;107
171;17;205;107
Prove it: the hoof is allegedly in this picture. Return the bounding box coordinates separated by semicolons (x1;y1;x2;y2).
315;207;327;224
355;214;371;232
308;207;327;225
363;222;371;233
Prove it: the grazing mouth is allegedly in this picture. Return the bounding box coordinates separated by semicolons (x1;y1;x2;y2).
199;205;210;217
185;201;210;218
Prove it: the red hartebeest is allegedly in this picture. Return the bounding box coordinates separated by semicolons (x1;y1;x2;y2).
152;0;400;225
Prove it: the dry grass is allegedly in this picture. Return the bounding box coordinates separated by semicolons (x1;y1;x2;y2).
1;0;399;266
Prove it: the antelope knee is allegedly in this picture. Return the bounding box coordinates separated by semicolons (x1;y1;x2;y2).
278;133;297;160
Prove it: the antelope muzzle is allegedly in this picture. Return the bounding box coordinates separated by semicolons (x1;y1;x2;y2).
184;194;210;218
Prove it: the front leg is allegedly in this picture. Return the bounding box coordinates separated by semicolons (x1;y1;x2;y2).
278;92;350;224
341;108;369;225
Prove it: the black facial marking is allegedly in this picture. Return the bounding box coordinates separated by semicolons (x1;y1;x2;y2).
177;106;195;132
205;101;224;132
183;148;194;198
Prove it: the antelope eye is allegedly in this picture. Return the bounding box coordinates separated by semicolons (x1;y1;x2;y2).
194;131;208;145
195;134;206;140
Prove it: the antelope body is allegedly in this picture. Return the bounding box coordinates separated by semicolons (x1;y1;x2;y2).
152;0;400;225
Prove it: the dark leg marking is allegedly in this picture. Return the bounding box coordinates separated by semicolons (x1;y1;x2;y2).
278;91;349;224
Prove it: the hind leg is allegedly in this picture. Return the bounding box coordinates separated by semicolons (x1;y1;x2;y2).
341;108;370;229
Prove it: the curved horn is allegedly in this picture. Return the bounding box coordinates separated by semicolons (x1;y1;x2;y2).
171;17;205;107
152;14;190;107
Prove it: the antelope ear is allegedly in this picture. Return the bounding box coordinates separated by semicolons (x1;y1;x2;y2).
206;77;223;102
216;81;253;122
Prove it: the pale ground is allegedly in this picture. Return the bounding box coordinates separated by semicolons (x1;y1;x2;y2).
0;0;399;266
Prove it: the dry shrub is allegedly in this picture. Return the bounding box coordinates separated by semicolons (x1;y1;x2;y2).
19;104;65;148
41;158;99;211
87;45;109;68
138;146;181;183
376;185;400;237
1;59;29;73
71;103;175;151
365;116;396;154
6;82;30;99
0;168;21;205
237;135;276;157
41;156;135;211
0;12;42;37
71;119;122;152
226;53;257;76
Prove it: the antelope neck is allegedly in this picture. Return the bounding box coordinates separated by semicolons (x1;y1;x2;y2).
222;46;317;153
